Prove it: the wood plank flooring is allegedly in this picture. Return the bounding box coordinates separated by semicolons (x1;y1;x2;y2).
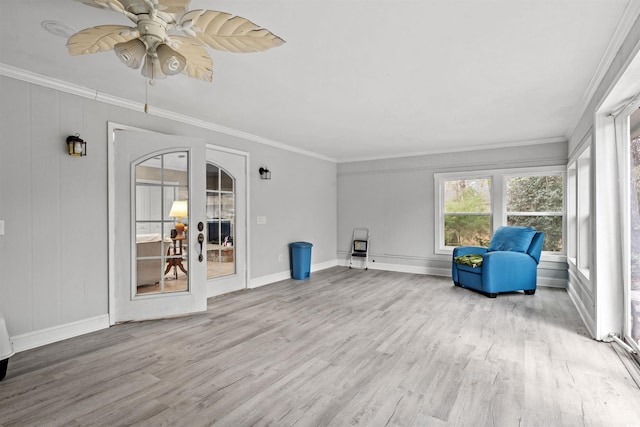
1;267;639;426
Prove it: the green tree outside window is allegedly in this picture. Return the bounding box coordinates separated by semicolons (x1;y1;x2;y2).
506;175;564;252
444;179;491;247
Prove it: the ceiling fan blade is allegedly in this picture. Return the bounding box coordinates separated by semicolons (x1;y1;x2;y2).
75;0;126;12
179;10;285;53
156;0;191;15
115;0;189;15
169;35;213;81
67;25;136;55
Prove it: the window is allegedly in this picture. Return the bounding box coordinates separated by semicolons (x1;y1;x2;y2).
443;177;492;247
567;165;577;261
627;111;640;348
567;144;591;277
505;174;564;252
577;147;591;273
436;167;565;257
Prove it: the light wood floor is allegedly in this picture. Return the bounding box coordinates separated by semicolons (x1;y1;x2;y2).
137;262;235;295
1;267;639;426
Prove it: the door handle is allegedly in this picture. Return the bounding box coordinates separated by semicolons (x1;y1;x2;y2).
197;221;205;262
198;233;204;262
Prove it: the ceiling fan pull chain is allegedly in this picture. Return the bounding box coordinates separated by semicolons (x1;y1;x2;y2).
144;79;149;113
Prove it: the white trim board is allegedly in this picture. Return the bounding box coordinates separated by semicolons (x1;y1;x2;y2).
567;282;597;339
11;315;110;353
337;258;450;277
249;260;339;289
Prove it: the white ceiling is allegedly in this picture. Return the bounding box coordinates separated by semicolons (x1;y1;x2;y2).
0;0;637;162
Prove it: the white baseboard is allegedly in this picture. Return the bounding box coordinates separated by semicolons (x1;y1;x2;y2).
249;259;339;289
11;315;110;353
538;276;568;288
249;270;292;289
337;258;451;276
312;259;340;273
338;258;565;289
567;280;597;339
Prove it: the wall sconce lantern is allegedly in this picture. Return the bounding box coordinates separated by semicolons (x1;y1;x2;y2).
66;134;87;157
259;167;271;180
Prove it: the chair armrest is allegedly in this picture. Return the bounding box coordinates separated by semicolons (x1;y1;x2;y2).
483;251;537;275
453;246;488;257
452;247;489;284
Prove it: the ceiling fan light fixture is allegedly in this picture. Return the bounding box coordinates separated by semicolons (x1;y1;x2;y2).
114;38;146;69
66;0;286;82
141;53;166;80
156;43;186;75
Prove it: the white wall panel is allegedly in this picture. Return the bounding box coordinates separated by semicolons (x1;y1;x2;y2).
30;86;62;330
0;78;33;334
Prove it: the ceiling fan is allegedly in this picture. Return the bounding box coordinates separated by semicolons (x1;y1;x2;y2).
66;0;285;82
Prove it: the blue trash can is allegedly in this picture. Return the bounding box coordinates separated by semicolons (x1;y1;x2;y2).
289;241;313;280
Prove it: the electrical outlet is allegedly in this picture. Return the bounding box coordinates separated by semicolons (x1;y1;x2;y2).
257;216;267;225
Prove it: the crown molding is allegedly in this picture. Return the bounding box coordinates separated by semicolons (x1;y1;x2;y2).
565;0;640;139
339;136;567;164
0;63;336;163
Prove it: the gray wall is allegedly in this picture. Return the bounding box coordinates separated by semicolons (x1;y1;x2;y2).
337;143;569;285
0;75;337;340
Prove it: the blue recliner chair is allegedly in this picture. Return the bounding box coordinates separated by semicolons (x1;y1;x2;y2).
452;226;545;298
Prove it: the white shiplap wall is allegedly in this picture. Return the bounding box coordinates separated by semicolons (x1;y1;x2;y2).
0;75;338;351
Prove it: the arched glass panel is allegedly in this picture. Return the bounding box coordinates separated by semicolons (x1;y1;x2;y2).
206;163;235;278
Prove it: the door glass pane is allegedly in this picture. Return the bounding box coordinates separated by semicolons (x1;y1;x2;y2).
135;151;189;296
206;163;236;279
221;170;234;192
629;107;640;346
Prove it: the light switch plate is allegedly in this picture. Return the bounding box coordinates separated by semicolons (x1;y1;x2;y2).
257;216;267;225
0;220;4;235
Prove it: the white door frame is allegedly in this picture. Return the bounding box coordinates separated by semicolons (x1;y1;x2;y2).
107;122;251;325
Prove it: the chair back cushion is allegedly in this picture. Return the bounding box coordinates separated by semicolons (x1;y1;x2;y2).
488;226;536;253
527;231;545;264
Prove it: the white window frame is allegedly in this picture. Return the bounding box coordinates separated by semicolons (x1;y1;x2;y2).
567;142;591;281
435;172;493;254
502;170;566;262
566;164;577;264
435;166;566;263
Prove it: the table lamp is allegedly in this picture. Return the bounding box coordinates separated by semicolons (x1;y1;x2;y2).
169;200;188;238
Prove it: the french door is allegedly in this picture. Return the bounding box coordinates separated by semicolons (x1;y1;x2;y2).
204;146;248;297
615;100;640;355
112;128;207;322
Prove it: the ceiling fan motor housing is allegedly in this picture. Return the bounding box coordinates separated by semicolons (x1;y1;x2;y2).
137;15;170;52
